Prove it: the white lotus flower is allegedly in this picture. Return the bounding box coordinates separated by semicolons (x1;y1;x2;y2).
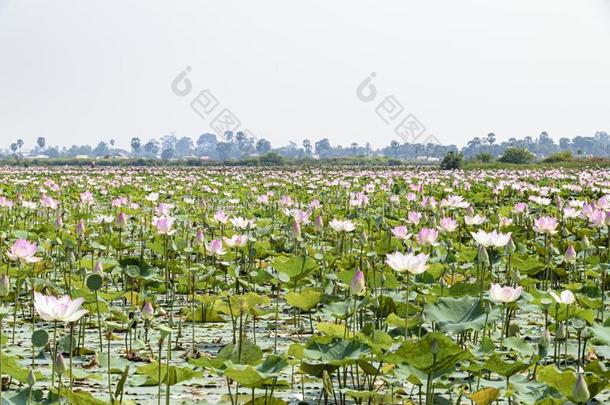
385;252;428;275
471;230;512;248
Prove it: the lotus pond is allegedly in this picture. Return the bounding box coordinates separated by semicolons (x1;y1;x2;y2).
0;166;610;404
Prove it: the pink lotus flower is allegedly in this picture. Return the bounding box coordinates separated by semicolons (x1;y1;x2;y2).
207;239;226;256
40;195;58;209
80;191;94;206
314;215;324;232
533;216;558;234
489;283;522;303
385;252;428;274
33;292;88;323
514;202;528;214
437;217;458;233
391;225;411;241
416;228;438;246
292;209;311;224
7;239;41;263
471;230;512;248
407;212;422;225
152;216;175;235
213;209;229;224
155;203;173;216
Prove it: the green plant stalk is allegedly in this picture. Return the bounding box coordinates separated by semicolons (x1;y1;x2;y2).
165;333;171;405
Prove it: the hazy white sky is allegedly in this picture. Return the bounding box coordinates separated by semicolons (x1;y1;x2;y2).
1;0;609;150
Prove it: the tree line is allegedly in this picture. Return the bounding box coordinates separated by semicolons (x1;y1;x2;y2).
4;130;609;161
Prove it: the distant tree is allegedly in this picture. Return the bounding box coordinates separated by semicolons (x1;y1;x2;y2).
216;142;232;160
315;138;331;157
559;137;570;150
486;132;496;154
196;133;217;155
161;133;177;151
10;143;18;153
390;140;400;157
302;139;312;154
256;139;271;154
16;139;24;153
93;141;109;157
440;151;463;170
143;140;160;157
37;137;46;149
175;137;194;157
109;139;116;147
160;148;174;160
498;147;534;164
130;137;141;155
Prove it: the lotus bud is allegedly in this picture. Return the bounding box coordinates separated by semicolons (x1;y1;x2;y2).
572;373;590;404
349;270;365;296
555;196;563;211
76;219;86;237
115;212;127;229
314;215;323;232
55;353;66;375
194;229;204;247
142;301;154;321
0;274;9;297
581;235;590;250
15;193;22;204
556;323;567;340
505;238;516;254
429;338;440;355
291;221;301;239
539;329;551;349
477;245;489;265
55;215;63;230
93;260;104;274
27;368;36;386
561;227;569;238
359;231;368;245
157;307;167;316
238;297;248;313
565;245;576;264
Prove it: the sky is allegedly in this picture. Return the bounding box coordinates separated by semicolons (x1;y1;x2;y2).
1;0;609;151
